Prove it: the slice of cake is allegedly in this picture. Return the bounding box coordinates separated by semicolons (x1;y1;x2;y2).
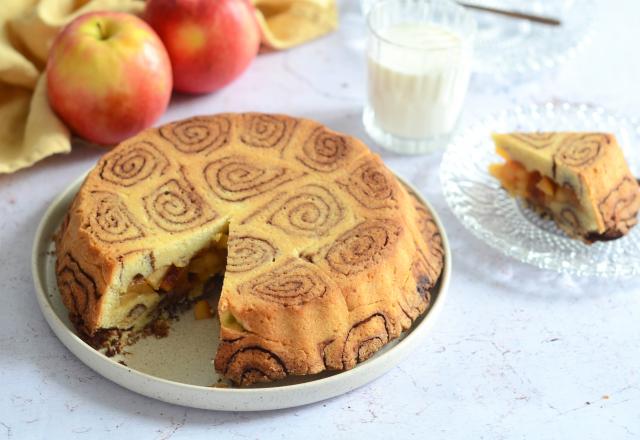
489;132;640;243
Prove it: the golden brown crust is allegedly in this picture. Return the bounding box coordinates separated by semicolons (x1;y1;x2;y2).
159;115;232;154
597;176;640;237
324;219;402;276
336;158;399;210
239;113;297;152
55;113;445;385
146;172;219;232
226;235;277;273
203;155;305;202
296;125;359;172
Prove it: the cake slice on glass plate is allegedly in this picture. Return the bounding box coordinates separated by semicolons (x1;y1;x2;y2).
489;132;640;243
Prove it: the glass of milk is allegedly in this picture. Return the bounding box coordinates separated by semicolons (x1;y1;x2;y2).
363;0;476;154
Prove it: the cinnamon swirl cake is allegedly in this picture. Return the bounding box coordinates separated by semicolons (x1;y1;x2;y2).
489;132;640;242
55;113;445;386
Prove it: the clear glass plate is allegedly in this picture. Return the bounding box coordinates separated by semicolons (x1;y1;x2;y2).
470;0;595;79
440;101;640;278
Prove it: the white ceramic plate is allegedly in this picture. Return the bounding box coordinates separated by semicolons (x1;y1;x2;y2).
32;173;451;411
441;101;640;278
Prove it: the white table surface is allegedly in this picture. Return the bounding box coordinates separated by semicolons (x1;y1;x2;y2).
2;1;639;438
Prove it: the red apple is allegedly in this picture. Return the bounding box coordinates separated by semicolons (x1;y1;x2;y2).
47;12;172;146
144;0;261;94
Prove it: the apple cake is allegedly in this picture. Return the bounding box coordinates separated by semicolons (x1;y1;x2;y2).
54;113;445;385
489;131;640;242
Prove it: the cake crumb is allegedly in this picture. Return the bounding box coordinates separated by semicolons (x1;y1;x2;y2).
146;319;170;339
208;377;231;388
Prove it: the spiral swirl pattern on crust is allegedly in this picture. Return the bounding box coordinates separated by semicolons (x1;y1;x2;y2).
415;206;445;268
398;269;431;323
239;114;296;150
86;192;144;243
404;188;445;271
204;156;302;202
555;133;606;167
342;314;389;369
222;345;288;386
599;176;640;232
297;127;350;173
339;160;397;209
56;253;97;317
143;177;216;232
160;116;231;154
268;184;344;236
325;220;401;276
512;132;556;150
226;236;277;272
557;207;581;231
239;259;328;306
411;249;438;302
99;141;167;187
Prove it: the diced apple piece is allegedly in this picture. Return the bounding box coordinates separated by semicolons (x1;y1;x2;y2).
190;252;224;279
159;265;189;292
556;186;576;204
146;265;169;290
489;163;504;180
501;163;518;182
215;233;229;249
194;300;213;320
495;146;510;160
536;177;556;197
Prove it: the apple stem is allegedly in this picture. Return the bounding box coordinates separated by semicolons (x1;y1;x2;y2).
96;21;107;40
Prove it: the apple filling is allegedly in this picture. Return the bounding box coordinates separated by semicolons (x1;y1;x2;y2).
117;231;228;329
489;147;581;213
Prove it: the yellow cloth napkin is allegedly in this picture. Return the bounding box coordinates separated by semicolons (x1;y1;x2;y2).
253;0;338;50
0;0;337;174
0;0;144;174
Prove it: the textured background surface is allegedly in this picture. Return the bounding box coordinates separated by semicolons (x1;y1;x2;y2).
1;1;639;438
